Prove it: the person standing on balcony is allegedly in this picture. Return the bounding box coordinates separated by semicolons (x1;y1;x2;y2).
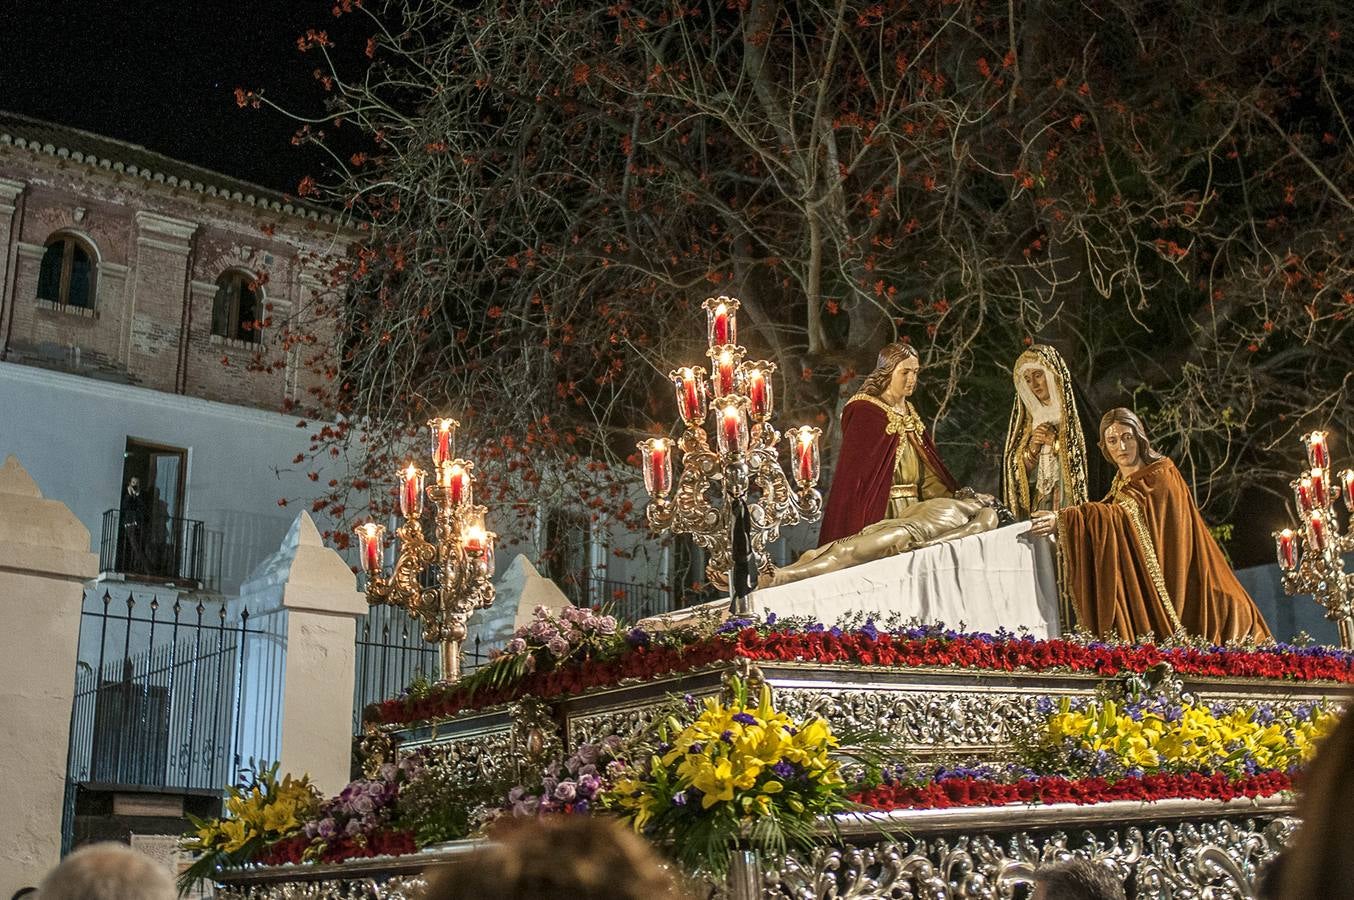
117;477;147;574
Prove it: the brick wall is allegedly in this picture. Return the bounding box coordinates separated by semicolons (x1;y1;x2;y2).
0;144;350;413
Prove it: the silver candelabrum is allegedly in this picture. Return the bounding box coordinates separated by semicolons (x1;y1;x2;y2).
637;296;823;615
354;418;496;682
1274;429;1354;648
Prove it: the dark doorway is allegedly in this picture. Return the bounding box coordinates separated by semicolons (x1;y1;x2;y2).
117;440;187;579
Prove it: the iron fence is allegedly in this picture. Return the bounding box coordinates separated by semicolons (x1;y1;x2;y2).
352;604;489;731
99;508;209;588
62;589;277;851
556;574;677;623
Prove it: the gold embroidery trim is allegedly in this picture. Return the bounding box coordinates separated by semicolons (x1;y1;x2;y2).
848;393;925;436
1112;486;1185;635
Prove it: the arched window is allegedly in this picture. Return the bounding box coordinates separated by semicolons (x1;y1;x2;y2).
211;271;262;343
37;233;97;309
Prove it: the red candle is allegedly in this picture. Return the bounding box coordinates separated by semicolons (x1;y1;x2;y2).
1311;467;1329;508
790;427;820;484
705;296;739;348
1310;511;1328;551
1307;431;1330;469
672;367;706;423
1342;469;1354;511
356;523;384;573
399;465;424;518
1296;477;1313;514
638;438;672;496
715;304;732;344
464;525;487;553
430;418;457;466
718;404;746;454
1275;529;1297;570
715;350;736;397
797;437;813;482
441;462;471;506
747;369;768;419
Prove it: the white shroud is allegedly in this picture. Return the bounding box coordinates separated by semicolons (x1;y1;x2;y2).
753;522;1061;637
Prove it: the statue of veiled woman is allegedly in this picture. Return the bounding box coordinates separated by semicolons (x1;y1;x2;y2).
765;343;998;588
1002;345;1110;519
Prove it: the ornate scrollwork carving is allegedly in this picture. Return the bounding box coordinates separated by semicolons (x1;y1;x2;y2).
215;875;428;900
753;816;1297;900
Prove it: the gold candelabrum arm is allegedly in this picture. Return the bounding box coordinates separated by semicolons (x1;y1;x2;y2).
359;493;496;682
1275;436;1354;647
645;421;823;598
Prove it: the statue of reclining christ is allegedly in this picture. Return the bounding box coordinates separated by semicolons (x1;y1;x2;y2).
764;496;999;588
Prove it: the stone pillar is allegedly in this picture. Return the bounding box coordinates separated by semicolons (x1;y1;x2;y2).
237;512;366;796
0;456;98;895
466;554;572;651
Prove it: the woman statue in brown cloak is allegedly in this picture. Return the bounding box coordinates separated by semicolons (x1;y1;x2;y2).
765;343;998;588
1030;408;1271;644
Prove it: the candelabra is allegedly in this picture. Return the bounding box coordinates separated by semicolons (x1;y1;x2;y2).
638;296;824;615
354;418;496;682
1274;430;1354;648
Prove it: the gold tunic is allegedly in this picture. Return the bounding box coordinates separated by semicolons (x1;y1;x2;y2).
846;393;953;518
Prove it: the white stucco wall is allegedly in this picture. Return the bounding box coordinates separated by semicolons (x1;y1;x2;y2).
0;360;343;596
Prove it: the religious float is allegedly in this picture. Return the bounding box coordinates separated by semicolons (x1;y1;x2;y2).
196;302;1354;898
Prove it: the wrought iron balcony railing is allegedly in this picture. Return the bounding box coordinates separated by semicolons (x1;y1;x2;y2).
98;508;207;589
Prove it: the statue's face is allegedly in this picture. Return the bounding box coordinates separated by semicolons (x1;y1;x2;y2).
1102;423;1141;470
889;356;920;398
1023;367;1052;404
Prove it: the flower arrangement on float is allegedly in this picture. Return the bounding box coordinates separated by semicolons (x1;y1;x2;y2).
183;676;1341;878
371;608;1354;728
604;679;852;877
180;764;320;886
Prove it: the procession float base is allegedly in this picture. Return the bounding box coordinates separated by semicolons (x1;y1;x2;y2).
214;795;1297;899
215;608;1353;898
384;656;1346;783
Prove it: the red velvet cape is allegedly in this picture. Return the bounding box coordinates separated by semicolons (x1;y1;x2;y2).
817;398;960;546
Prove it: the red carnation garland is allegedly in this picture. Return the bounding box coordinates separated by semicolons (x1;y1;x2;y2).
850;771;1293;811
255;829;418;866
370;628;1354;727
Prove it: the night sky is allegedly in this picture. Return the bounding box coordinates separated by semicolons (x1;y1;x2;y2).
1;0;361;194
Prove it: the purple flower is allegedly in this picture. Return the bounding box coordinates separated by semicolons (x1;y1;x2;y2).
575;743;600;765
506;637;527;654
732;712;758;726
720;730;734;744
554;780;578;802
316;818;336;839
577;774;602;799
626;628;650;647
345;819;364;837
547;636;570;657
860;619;879;640
671;791;688;807
766;612;778;626
598;615;618;635
572;799;590;813
771;761;797;779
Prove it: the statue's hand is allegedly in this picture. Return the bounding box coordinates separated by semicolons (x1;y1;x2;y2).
1029;423;1056;448
1029;510;1057;537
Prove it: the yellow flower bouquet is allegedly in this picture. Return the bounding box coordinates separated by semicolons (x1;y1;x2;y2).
180;762;320;888
605;678;852;876
1026;696;1338;779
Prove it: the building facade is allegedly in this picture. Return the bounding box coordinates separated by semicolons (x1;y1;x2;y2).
0;111;353;596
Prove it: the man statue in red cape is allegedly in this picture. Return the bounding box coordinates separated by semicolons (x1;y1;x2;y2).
765;342;998;588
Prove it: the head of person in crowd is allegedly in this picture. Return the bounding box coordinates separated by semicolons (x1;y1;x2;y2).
421;815;688;900
1277;700;1354;898
1030;857;1127;900
38;842;176;900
